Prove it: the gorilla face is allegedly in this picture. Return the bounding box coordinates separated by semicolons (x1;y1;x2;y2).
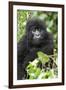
31;28;46;45
26;19;47;45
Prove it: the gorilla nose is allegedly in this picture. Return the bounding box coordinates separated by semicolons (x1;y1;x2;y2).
35;30;40;35
35;32;40;36
35;34;40;38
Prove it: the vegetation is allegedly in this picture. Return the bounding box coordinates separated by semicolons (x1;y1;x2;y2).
26;51;58;79
17;10;58;79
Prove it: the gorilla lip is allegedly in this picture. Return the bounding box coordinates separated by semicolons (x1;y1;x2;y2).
34;35;41;39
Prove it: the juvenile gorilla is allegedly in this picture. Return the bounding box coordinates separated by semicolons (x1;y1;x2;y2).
17;18;53;80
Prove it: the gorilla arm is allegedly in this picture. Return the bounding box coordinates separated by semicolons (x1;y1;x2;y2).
41;33;53;55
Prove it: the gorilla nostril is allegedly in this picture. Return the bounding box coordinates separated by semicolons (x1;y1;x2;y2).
35;32;40;36
36;33;39;36
36;34;40;37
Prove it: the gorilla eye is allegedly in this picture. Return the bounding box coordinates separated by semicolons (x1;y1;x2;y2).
32;28;41;32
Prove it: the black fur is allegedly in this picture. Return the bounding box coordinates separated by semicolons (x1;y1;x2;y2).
17;18;53;80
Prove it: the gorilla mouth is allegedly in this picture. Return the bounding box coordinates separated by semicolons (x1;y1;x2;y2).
34;34;41;39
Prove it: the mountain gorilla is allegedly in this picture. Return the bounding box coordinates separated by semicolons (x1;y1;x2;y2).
17;18;53;80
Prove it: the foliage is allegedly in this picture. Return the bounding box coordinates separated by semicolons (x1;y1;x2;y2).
37;51;49;64
26;51;58;79
17;10;30;41
17;10;58;79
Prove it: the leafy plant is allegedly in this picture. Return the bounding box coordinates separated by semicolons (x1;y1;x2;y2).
26;51;58;79
37;51;49;64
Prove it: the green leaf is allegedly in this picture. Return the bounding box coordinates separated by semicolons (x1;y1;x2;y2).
34;68;41;78
37;51;49;64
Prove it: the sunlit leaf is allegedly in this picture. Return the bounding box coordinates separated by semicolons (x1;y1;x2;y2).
37;51;49;63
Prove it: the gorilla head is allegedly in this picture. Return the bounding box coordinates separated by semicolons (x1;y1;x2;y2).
26;18;48;46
